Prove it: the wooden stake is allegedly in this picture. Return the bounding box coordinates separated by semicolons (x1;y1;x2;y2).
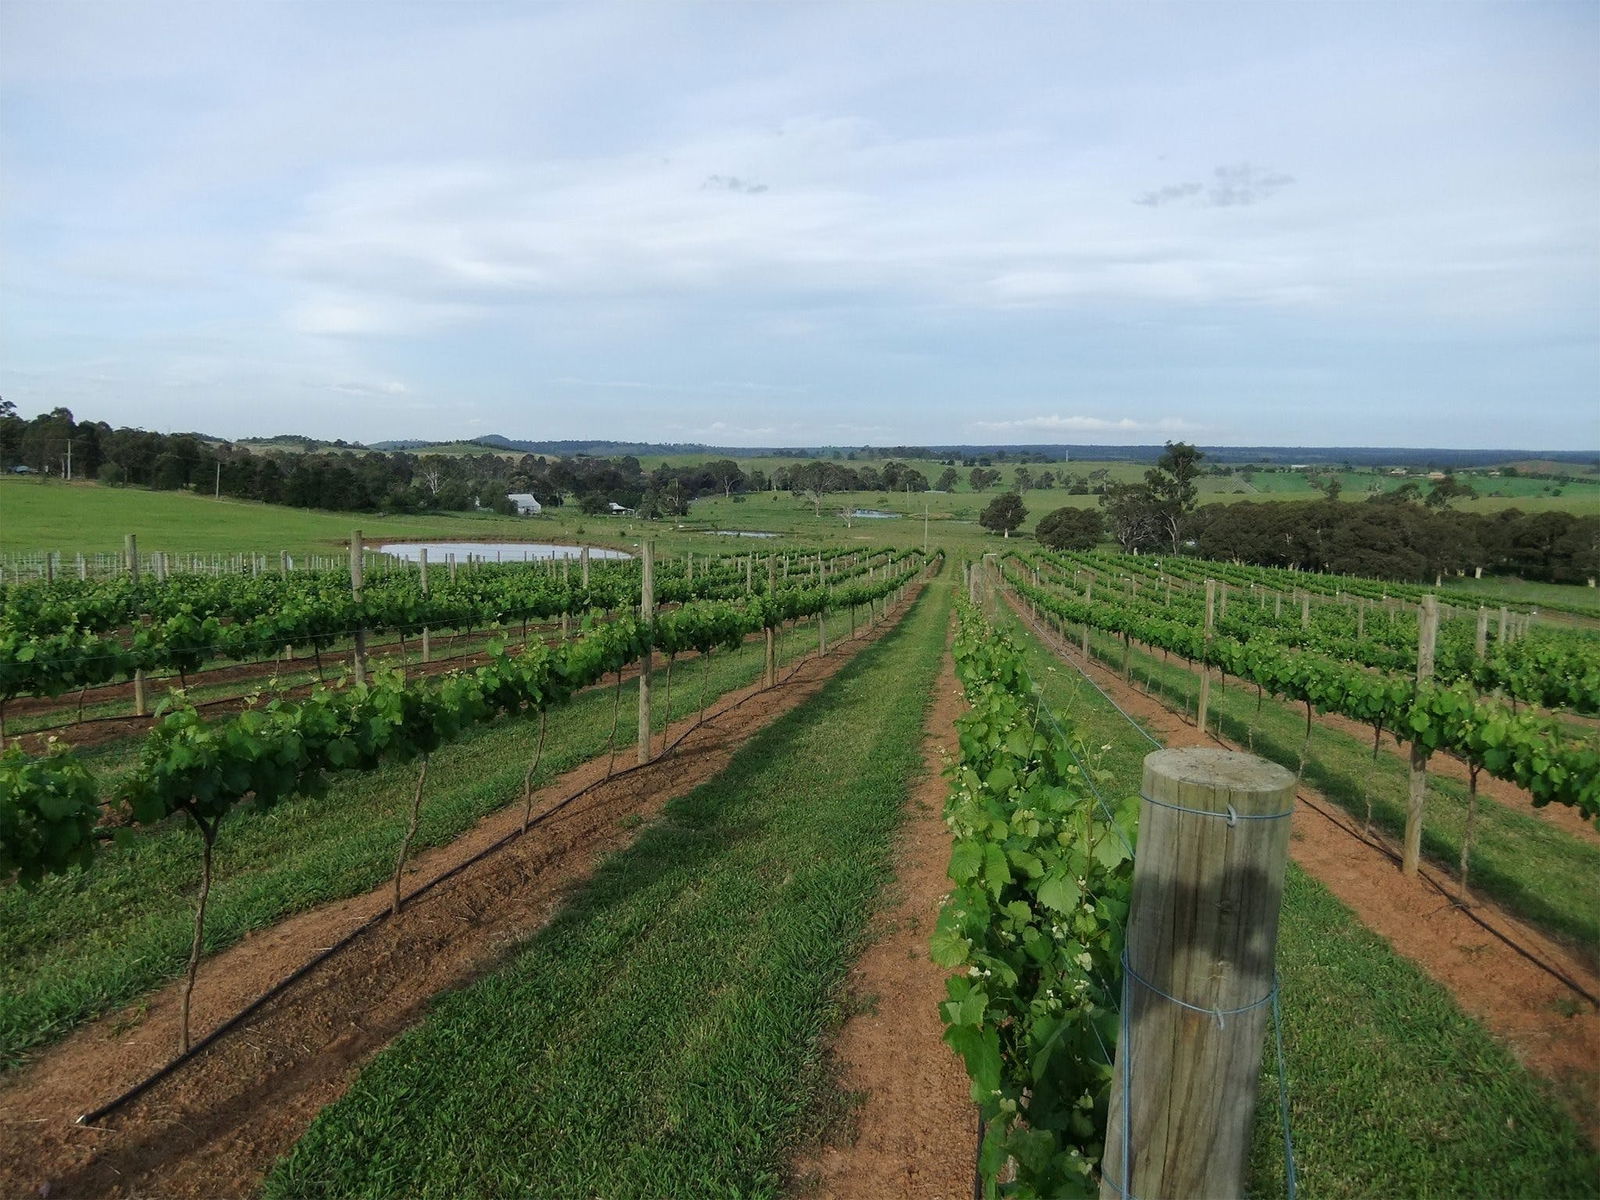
1102;748;1296;1200
350;530;367;685
419;548;431;664
1197;579;1216;734
127;534;146;717
637;541;654;765
1402;595;1439;877
765;557;777;687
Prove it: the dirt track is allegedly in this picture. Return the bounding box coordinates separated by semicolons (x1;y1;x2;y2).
0;584;927;1200
794;603;973;1199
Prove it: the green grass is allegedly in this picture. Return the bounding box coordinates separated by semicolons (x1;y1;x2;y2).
265;576;953;1199
1071;624;1600;966
0;615;836;1070
1000;606;1600;1198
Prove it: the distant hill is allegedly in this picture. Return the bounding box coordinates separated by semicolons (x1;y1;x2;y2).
364;437;1600;470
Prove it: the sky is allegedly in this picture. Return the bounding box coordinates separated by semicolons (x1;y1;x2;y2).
2;2;1597;450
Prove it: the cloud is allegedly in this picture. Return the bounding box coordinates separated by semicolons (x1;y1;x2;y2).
972;414;1200;436
702;174;769;194
326;379;409;397
1135;163;1296;208
1135;181;1203;207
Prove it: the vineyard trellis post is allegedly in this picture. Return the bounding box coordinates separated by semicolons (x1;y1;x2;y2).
581;545;590;589
1197;578;1216;734
1101;747;1296;1200
349;530;368;686
419;548;431;664
1402;594;1439;876
1474;605;1488;658
765;556;778;687
127;534;147;717
637;539;655;765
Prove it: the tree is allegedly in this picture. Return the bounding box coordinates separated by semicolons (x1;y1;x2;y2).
1013;466;1033;491
1100;481;1165;553
1036;470;1056;490
1035;506;1105;550
936;466;960;492
980;492;1027;538
1144;440;1204;553
789;461;850;516
705;459;746;497
1425;474;1476;508
969;466;1001;492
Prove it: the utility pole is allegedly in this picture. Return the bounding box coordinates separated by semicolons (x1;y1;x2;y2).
215;459;221;500
65;438;72;481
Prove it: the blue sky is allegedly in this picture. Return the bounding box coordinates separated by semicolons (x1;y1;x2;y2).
2;2;1597;448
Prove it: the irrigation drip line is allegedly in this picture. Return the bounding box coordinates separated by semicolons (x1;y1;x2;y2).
1016;582;1599;1013
74;575;930;1128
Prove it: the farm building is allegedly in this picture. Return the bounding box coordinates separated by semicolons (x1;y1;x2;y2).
506;493;543;515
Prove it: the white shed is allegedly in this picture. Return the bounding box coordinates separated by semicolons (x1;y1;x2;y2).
507;493;543;515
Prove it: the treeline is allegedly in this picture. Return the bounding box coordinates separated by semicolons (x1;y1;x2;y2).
0;403;942;518
1186;498;1599;584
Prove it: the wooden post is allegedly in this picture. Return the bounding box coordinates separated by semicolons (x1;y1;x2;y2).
419;548;431;664
1357;598;1366;640
127;535;147;716
637;540;654;765
1197;579;1216;734
448;553;457;583
1300;592;1310;629
1402;595;1439;876
561;558;571;640
765;557;777;687
746;556;754;593
350;530;367;685
1474;605;1488;658
44;552;54;584
1101;747;1296;1200
1274;593;1282;619
581;545;590;589
77;553;86;581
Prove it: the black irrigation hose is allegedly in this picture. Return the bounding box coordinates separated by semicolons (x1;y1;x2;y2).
75;576;930;1127
1014;584;1600;1014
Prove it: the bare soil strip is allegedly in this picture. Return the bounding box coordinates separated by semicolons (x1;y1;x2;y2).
0;588;925;1200
1003;592;1600;1143
793;606;973;1200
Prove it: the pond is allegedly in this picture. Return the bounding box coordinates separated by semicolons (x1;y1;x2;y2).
378;541;632;563
710;530;780;538
851;510;902;519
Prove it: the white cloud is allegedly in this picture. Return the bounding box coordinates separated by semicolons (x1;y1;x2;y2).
972;415;1200;436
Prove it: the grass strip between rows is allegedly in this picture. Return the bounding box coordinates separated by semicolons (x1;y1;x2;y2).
0;614;840;1070
266;577;952;1199
1004;605;1599;1198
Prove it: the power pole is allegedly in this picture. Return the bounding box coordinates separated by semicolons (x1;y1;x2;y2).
215;459;221;500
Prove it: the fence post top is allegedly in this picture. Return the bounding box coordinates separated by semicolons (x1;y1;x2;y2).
1142;747;1295;812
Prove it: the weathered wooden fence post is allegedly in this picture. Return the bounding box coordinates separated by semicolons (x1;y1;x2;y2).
765;556;778;687
1101;747;1296;1200
419;548;431;664
637;540;655;765
350;529;368;685
127;534;147;717
1402;595;1439;876
1197;579;1216;734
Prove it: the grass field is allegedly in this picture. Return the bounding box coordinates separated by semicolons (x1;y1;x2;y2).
3;467;1600;576
1004;609;1599;1198
265;577;953;1199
